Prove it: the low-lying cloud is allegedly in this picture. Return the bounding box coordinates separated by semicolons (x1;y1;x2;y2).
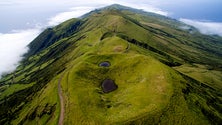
112;1;169;16
47;7;95;26
0;6;95;77
180;18;222;36
0;29;41;76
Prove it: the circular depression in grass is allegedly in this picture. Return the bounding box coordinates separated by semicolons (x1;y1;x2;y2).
101;79;118;93
99;61;110;67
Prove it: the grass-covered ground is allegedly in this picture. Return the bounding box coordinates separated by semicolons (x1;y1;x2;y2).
64;53;174;124
174;64;222;90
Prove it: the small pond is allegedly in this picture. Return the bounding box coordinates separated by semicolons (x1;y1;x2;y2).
99;62;110;67
101;79;117;93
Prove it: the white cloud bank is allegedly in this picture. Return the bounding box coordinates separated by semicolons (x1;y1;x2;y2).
114;2;169;16
0;29;41;76
180;18;222;36
0;6;95;77
47;7;95;26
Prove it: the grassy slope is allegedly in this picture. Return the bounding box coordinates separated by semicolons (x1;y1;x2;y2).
0;5;222;124
174;64;222;90
11;77;60;125
64;54;207;124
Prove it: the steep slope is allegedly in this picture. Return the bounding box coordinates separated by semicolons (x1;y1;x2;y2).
0;4;222;125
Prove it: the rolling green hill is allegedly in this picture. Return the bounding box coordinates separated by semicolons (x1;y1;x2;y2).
0;4;222;125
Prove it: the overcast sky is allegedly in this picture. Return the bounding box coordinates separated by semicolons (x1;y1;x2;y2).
0;0;222;76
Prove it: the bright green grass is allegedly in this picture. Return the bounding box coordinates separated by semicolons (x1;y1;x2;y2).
63;53;173;124
98;36;129;54
59;51;210;124
174;64;222;90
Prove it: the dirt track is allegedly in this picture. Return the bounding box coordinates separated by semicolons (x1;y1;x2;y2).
58;74;65;125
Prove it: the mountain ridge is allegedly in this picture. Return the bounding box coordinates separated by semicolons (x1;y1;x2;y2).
0;4;222;124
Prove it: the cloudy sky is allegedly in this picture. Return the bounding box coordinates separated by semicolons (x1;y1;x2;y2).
0;0;222;76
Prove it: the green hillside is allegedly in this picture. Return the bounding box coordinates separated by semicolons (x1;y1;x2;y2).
0;4;222;124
